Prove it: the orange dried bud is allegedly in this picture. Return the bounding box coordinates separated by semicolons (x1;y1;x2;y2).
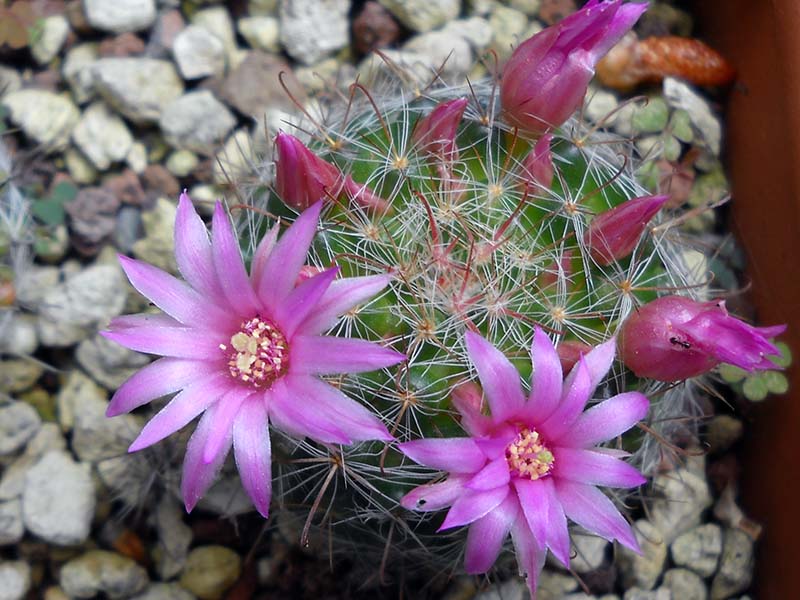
597;34;736;91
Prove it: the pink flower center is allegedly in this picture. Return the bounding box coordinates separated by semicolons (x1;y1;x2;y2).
220;316;289;388
505;427;554;480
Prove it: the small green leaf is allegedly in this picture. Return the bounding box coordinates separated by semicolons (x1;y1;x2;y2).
31;198;65;226
48;181;78;204
632;98;669;133
669;110;694;143
719;363;747;383
770;341;792;368
662;134;682;162
764;371;789;395
742;374;769;402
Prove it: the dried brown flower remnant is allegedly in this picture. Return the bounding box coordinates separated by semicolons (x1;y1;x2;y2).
597;33;736;91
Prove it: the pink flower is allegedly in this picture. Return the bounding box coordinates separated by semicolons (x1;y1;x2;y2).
619;296;786;381
584;194;669;266
399;328;648;596
518;133;555;192
501;0;647;135
411;97;468;159
275;132;389;212
103;193;404;516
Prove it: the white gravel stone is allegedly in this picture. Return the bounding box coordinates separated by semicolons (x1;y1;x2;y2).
172;25;227;79
22;451;95;545
650;466;713;545
213;129;255;184
166;150;199;177
31;15;70;65
0;424;66;501
2;90;79;151
154;496;192;579
159;91;236;155
65;148;98;184
39;264;127;329
0;561;30;600
60;550;149;599
72;102;133;170
663;568;707;600
619;520;668;590
404;30;474;80
238;15;280;52
76;334;150;390
664;77;721;155
572;534;610;573
442;17;494;52
130;583;195;600
0;66;21;98
126;141;148;174
0;500;24;546
0;401;41;456
379;0;460;32
671;523;722;578
63;43;99;105
710;529;754;599
280;0;350;65
192;6;238;63
92;58;184;124
84;0;157;33
0;313;38;356
489;4;528;60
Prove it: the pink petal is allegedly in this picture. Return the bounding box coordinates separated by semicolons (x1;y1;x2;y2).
540;357;592;440
400;474;469;512
102;323;223;361
175;192;225;302
258;202;322;306
398;438;486;473
128;373;230;451
564;336;616;396
107;357;209;417
233;396;272;517
297;274;392;335
513;476;570;567
464;492;518;574
451;382;493;437
510;514;547;593
555;479;639;551
107;313;180;329
250;222;280;291
464;331;525;422
202;389;250;464
439;485;509;530
267;378;351;444
281;375;392;441
118;256;231;328
289;335;405;375
554;447;646;488
523;326;563;422
466;456;511;491
211;202;261;315
181;402;232;512
273;267;338;337
557;391;648;447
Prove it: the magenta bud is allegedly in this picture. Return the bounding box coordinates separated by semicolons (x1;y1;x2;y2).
411;97;468;159
518;133;554;192
619;295;787;381
556;340;593;374
274;132;344;210
584;194;668;266
344;176;392;213
501;0;647;135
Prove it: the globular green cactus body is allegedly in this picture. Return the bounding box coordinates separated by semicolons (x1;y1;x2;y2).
241;82;691;570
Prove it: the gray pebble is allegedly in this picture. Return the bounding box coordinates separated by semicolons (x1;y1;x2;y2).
0;401;41;456
671;523;722;578
663;568;707;600
60;550;149;599
710;529;754;599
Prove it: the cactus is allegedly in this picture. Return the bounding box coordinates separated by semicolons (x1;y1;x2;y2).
106;1;786;594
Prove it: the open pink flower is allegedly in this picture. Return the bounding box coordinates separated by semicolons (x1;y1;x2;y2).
399;329;647;596
620;296;786;381
501;0;647;135
103;193;404;517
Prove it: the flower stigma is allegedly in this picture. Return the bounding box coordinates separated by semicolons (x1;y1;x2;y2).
506;427;554;480
220;316;289;388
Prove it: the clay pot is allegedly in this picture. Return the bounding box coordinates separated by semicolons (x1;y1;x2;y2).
694;2;800;596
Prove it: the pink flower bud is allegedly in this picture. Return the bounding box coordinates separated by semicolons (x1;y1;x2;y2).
411;97;468;159
275;132;344;210
619;295;786;381
518;134;554;192
556;339;593;374
501;0;647;135
343;176;392;213
584;194;668;266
